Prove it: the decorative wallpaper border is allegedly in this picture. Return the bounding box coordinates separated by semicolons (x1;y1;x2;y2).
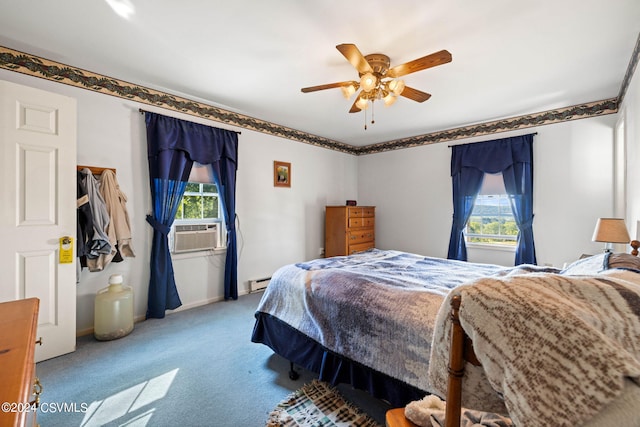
1;39;637;156
0;46;357;155
355;98;618;155
370;31;637;156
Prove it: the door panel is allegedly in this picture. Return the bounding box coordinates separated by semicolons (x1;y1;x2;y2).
19;145;57;225
0;80;77;362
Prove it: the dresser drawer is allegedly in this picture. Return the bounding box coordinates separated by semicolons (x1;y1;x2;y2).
348;217;363;228
347;207;375;218
349;241;375;254
348;229;375;244
348;217;375;229
361;208;375;217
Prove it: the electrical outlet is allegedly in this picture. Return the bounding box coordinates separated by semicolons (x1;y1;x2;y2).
319;248;325;256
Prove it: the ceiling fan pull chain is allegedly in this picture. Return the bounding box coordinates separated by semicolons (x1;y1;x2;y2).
364;105;367;130
371;100;375;125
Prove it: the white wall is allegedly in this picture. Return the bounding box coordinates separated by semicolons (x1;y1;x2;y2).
0;69;358;333
358;115;618;268
620;62;640;241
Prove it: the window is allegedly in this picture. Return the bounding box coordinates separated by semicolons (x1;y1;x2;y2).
466;173;518;246
172;162;226;251
175;182;220;222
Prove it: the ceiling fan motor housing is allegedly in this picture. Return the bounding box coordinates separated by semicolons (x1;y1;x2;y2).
363;53;390;76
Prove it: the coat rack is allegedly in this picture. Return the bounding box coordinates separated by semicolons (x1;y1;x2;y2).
77;165;116;175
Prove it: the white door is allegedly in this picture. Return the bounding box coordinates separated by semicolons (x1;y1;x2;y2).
0;80;77;362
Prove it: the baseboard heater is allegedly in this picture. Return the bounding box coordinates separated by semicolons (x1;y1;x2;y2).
249;277;271;293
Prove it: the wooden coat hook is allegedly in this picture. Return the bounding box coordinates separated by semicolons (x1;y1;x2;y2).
77;165;116;175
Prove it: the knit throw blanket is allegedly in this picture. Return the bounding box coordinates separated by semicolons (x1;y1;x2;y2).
428;268;640;427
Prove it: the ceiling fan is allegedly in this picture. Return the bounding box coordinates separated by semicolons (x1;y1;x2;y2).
301;44;452;114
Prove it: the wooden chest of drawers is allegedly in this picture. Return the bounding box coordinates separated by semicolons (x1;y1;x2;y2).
0;298;40;427
325;206;375;257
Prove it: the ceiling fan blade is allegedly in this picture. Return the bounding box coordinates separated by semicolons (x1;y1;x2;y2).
386;49;452;78
336;44;374;74
301;81;358;93
349;97;361;113
400;86;432;102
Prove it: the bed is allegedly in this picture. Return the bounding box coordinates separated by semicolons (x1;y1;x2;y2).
250;248;556;406
427;245;640;427
253;246;640;426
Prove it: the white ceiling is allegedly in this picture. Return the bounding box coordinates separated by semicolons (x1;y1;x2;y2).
1;0;639;147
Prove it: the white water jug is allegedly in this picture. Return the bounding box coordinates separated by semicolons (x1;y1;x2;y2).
94;274;134;341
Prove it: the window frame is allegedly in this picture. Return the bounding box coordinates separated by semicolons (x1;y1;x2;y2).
171;181;226;252
174;182;221;223
465;176;518;250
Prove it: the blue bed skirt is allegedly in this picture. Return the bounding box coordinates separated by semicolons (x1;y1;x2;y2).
251;311;427;407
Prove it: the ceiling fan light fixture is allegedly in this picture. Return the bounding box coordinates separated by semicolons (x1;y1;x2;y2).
389;79;405;96
355;96;369;110
383;92;397;106
341;84;356;99
360;73;377;92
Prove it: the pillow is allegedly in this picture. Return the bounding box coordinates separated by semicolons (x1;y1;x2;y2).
560;253;607;275
561;252;640;275
605;252;640;273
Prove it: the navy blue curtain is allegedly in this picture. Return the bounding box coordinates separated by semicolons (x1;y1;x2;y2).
447;134;536;265
146;178;189;318
447;167;484;262
145;112;239;319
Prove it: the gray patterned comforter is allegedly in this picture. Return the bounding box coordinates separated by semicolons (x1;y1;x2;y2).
255;249;539;392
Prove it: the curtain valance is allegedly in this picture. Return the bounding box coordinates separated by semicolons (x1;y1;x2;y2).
145;112;238;174
451;134;534;176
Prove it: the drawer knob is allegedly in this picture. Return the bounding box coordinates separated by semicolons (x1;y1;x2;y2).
31;377;43;408
35;337;43;346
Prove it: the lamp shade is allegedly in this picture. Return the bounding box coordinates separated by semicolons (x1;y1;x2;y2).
383;92;396;106
341;84;356;99
592;218;630;243
355;97;369;110
360;73;377;92
388;79;405;96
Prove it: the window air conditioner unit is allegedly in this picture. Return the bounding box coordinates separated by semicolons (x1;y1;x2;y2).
173;223;218;253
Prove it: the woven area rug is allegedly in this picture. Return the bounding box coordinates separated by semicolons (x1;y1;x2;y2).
266;380;382;427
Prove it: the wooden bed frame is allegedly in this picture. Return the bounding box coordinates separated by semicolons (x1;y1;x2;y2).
444;293;481;427
443;239;640;427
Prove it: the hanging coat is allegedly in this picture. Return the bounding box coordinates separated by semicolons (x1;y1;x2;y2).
77;170;94;260
99;169;135;259
81;168;116;272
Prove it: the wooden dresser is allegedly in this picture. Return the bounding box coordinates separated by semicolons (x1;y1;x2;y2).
325;206;375;257
0;298;41;427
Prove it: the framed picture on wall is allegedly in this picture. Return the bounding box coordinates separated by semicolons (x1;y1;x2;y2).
274;161;291;188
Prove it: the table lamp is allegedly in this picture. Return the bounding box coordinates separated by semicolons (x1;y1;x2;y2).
592;218;630;252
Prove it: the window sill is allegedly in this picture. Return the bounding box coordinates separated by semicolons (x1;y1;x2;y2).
171;247;227;260
466;243;516;253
